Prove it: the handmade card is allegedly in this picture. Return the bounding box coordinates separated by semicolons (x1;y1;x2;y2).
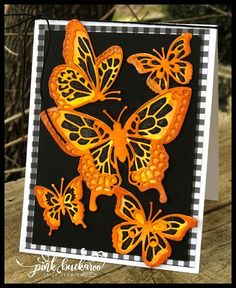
20;19;218;273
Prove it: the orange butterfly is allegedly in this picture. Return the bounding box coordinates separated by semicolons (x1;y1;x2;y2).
41;87;191;212
127;33;193;94
34;176;86;236
49;19;123;109
112;186;197;267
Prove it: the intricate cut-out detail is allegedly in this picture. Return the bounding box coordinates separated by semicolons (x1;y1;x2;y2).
112;187;197;267
125;87;192;203
49;19;123;108
41;87;191;207
78;152;121;211
34;177;86;236
127;33;193;94
129;143;169;203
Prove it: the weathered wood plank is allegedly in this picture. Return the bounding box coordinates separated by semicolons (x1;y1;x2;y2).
86;266;154;284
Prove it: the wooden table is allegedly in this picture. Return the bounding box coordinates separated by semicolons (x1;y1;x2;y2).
4;113;231;283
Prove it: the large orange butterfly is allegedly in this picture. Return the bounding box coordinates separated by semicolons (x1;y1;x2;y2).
49;19;123;109
127;33;193;94
34;176;86;236
41;87;191;212
112;186;197;267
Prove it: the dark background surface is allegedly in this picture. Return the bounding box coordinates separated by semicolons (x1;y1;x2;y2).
32;26;200;261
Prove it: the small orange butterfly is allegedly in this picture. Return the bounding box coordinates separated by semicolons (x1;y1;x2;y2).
41;87;191;212
127;33;193;94
49;19;123;109
34;176;86;236
112;186;197;267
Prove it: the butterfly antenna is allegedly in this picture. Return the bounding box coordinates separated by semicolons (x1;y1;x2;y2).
60;177;64;195
51;183;60;196
147;202;154;221
103;109;115;124
152;48;163;59
161;47;165;58
117;106;128;123
81;220;87;229
104;90;122;101
152;209;163;222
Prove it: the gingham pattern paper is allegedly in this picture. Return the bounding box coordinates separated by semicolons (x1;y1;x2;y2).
22;20;211;270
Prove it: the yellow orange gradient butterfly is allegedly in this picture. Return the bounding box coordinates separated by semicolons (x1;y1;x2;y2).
41;87;191;212
49;19;123;109
34;176;86;236
127;33;193;94
112;186;197;267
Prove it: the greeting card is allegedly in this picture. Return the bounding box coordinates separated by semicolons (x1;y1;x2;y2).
20;19;218;273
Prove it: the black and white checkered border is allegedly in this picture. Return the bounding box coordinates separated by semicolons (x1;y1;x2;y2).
24;22;210;269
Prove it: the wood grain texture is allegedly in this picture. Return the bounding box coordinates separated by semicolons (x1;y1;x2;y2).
4;112;231;283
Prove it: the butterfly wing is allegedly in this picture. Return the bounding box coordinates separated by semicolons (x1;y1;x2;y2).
125;87;192;142
34;186;61;236
41;108;121;212
96;45;123;95
113;186;146;222
167;33;192;60
78;142;122;212
141;213;197;267
124;87;192;202
127;53;168;94
154;214;197;241
127;139;169;203
63;19;99;88
112;222;143;254
40;107;112;157
146;70;169;95
48;64;97;109
48;19;100;108
127;53;162;74
167;33;193;85
142;230;172;267
63;176;87;228
112;187;146;254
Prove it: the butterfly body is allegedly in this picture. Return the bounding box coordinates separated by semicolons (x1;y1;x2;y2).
130;210;170;235
109;122;128;163
56;194;66;215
